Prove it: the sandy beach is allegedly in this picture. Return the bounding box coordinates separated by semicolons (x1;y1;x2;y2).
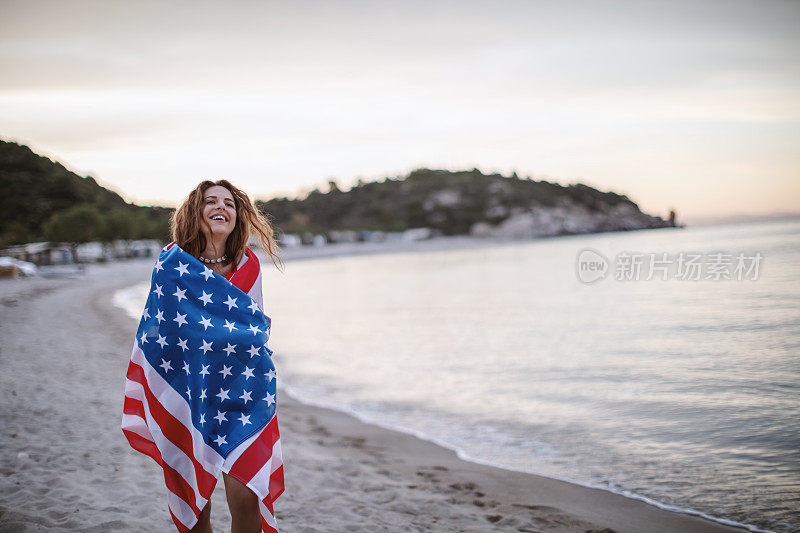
0;247;749;533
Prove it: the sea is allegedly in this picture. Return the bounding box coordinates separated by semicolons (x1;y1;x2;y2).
114;218;800;533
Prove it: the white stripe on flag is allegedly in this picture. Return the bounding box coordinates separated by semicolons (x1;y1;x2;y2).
131;345;224;470
167;489;196;531
259;499;279;531
128;386;207;509
248;271;264;310
121;412;153;442
246;439;282;499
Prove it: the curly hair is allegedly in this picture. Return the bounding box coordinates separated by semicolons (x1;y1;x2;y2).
170;179;284;273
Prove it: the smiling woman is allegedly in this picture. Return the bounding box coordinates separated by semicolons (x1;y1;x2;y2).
121;179;286;533
170;179;284;280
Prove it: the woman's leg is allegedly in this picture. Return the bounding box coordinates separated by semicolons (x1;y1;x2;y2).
223;472;261;533
189;500;212;533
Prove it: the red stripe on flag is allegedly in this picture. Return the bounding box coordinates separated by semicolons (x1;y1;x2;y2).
122;425;201;522
123;396;145;417
228;415;280;483
122;427;159;463
168;508;191;533
229;248;260;294
269;464;285;503
126;361;217;498
261;515;279;532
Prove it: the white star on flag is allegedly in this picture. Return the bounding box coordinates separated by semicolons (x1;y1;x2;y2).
174;262;189;277
199;413;206;426
199;388;207;400
265;369;277;382
153;284;163;297
263;392;275;406
216;388;230;401
201;266;214;281
213;434;227;446
247;300;260;314
142;308;150;320
198;316;213;330
154;309;165;323
213;410;227;424
239;414;252;426
247;324;261;335
240;390;253;404
247;345;260;358
173;312;187;327
242;366;254;380
219;365;232;378
140;332;148;344
199;364;210;377
159;358;173;373
177;338;189;351
183;361;191;375
224;295;238;310
200;340;213;354
223;320;236;333
173;287;187;302
199;291;213;306
223;343;237;356
154;259;164;272
156;335;169;348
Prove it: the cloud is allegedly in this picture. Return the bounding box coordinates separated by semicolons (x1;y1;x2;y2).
1;0;798;215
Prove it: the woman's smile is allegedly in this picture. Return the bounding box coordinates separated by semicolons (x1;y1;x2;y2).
202;185;237;236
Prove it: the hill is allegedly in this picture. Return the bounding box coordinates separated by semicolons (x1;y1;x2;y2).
1;141;675;248
257;168;675;239
0;140;171;247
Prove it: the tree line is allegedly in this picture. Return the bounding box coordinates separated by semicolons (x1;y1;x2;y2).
2;139;660;249
0;140;171;247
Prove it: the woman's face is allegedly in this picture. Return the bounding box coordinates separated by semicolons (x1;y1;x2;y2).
201;185;237;242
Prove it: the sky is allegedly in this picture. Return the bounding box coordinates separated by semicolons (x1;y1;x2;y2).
1;0;798;223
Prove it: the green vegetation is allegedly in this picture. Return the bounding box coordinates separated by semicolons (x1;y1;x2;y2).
257;168;645;236
2;139;662;247
0;140;171;247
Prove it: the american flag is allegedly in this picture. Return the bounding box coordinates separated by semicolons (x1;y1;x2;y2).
121;242;284;532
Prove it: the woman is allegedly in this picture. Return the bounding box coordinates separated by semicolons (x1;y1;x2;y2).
122;180;285;533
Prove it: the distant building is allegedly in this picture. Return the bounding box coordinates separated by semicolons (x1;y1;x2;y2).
300;232;328;246
127;239;162;258
76;241;105;262
401;227;433;242
1;241;72;265
328;230;358;243
1;239;162;265
277;233;302;248
105;239;162;260
358;230;386;242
